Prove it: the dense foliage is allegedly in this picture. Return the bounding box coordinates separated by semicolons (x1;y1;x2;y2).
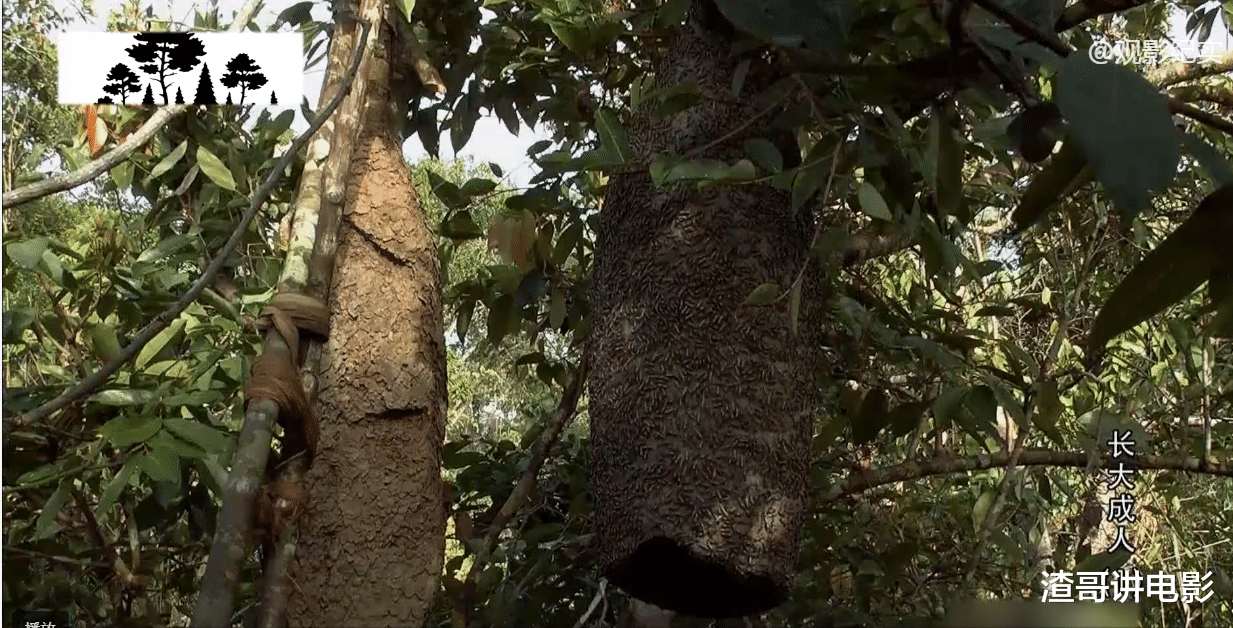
3;0;1232;626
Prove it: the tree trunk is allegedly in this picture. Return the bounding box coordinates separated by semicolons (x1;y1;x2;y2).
287;17;448;627
588;0;823;619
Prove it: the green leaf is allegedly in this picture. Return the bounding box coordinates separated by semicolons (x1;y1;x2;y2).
1032;380;1067;447
97;456;140;517
461;177;498;197
99;415;162;447
443;449;486;469
134;318;186;371
971;488;997;532
522;523;565;543
933;386;969;430
487;294;516;346
1075;551;1132;573
549;288;567;330
857;181;892;221
746;282;780;305
7;238;50;269
39;249;66;285
451;91;480;153
92;389;157;406
661;159;729;185
527;140;551;156
595;108;633;164
1006;102;1061;163
791;166;822;211
488;162;504;178
744;137;783;173
164;418;232;454
967;385;999;434
196;146;238;192
1056;54;1180;219
514;270;550;308
140;448;181;483
149;430;208;460
3;307;37;343
1182;132;1233;188
137;234;193;263
1088;185;1230;350
933;107;965;220
888;400;929;438
549;20;590;54
88;322;123;362
456;298;476;345
1012;134;1089;232
441;211;486;240
854;388;889;445
724;159;757;182
713;0;854;57
111;161;134;189
553;220;583;265
395;0;415;22
164;390;224;406
34;481;71;540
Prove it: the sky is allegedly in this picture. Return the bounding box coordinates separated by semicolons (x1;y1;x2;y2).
43;0;1232;190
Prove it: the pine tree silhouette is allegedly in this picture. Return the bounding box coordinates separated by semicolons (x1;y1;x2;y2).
225;92;234;106
142;84;155;106
175;87;185;104
270;92;278;105
194;64;217;105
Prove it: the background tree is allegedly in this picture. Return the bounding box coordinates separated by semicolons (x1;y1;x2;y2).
194;63;217;105
101;63;142;105
125;32;207;105
219;53;267;106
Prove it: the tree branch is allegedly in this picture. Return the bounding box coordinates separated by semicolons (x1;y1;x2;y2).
4;21;372;432
459;351;589;625
0;0;264;209
1169;84;1233;110
821;448;1233;505
1170;97;1233;136
1150;50;1233;87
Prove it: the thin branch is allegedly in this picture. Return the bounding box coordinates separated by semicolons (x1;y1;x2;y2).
820;448;1233;505
964;317;1068;585
4;546;108;568
6;22;373;432
1169;84;1233;110
459;351;589;624
1150;50;1233;87
1170;97;1233;136
0;0;264;209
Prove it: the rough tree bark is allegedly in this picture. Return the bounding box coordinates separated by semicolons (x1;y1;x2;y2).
287;13;448;627
588;0;825;619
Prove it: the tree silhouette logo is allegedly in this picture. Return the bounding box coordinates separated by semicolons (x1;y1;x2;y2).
61;31;301;155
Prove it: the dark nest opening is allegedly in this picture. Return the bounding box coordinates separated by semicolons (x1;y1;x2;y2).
606;537;788;618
